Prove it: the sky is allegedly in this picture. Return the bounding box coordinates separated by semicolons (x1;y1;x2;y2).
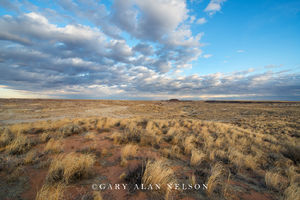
0;0;299;100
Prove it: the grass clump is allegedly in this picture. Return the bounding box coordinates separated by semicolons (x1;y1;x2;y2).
36;183;66;200
190;150;206;167
40;132;52;143
265;171;288;191
46;152;95;184
0;128;14;147
207;162;229;198
284;183;300;200
120;144;138;166
24;149;39;165
6;133;32;155
44;138;63;154
112;128;141;144
59;123;83;137
121;144;138;160
142;160;177;195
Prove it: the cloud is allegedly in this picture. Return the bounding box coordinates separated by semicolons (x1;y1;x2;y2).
237;49;245;53
133;43;154;56
196;17;207;24
111;0;189;42
203;54;213;58
205;0;227;15
0;1;299;100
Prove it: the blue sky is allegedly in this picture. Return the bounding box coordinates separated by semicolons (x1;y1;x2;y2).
0;0;299;100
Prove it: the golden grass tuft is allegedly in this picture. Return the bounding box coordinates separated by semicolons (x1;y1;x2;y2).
284;183;300;200
0;128;14;147
265;171;289;191
111;131;122;144
190;150;206;166
36;183;66;200
46;152;95;184
142;160;177;195
207;162;229;198
184;135;196;155
40;132;52;143
6;133;32;154
120;144;138;166
121;144;138;160
84;132;97;140
44;138;63;154
111;128;141;144
24;149;38;165
92;191;103;200
101;148;109;156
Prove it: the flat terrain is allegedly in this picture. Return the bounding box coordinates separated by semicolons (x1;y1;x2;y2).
0;99;299;200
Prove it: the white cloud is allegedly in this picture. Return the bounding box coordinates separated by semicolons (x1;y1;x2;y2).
196;17;207;24
237;49;245;53
203;54;212;58
205;0;227;15
189;15;196;23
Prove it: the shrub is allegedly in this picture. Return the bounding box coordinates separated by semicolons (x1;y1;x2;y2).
59;124;83;137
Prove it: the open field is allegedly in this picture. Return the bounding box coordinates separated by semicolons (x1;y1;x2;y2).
0;99;299;200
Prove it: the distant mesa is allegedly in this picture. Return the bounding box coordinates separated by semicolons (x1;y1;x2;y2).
167;99;180;102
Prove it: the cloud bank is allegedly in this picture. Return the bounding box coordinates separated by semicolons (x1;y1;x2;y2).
0;0;299;100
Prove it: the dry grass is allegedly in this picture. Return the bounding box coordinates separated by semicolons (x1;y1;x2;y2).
96;117;119;130
265;171;289;191
0;101;299;200
84;132;97;140
111;128;141;144
207;162;229;198
24;149;38;165
140;134;158;147
184;135;196;155
190;150;206;166
7;166;25;183
0;128;14;147
6;133;32;154
59;123;83;137
284;183;300;200
142;160;177;195
101;148;109;156
121;144;138;160
92;191;103;200
120;144;138;166
44;138;63;154
40;132;51;143
36;183;66;200
46;152;95;184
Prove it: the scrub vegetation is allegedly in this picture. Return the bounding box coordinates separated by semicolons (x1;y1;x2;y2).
0;99;299;199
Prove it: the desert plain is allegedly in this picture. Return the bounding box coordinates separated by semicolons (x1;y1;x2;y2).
0;99;299;200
